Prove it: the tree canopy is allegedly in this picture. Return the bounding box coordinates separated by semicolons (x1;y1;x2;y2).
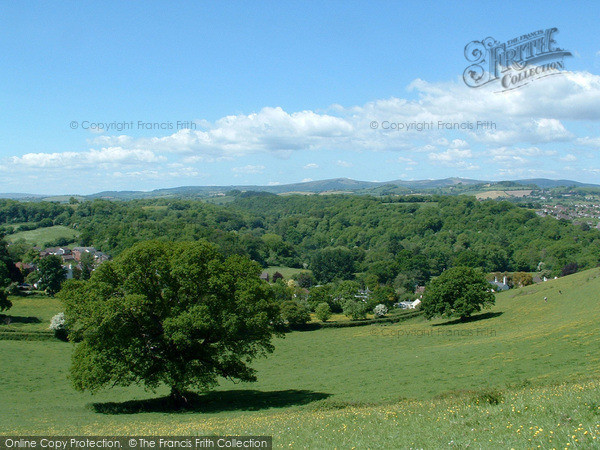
59;240;282;404
310;247;355;283
37;255;66;295
2;194;600;289
421;266;495;320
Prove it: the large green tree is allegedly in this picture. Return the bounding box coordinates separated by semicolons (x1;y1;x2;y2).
0;237;21;310
59;240;282;404
37;255;66;295
79;251;95;280
310;247;355;283
0;261;12;312
421;266;494;321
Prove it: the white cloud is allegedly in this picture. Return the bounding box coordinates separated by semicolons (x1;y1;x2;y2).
6;70;600;190
560;154;577;162
79;71;600;161
429;148;472;162
301;178;313;182
231;164;265;174
93;107;354;158
577;137;600;147
10;147;165;169
474;118;573;146
397;156;417;165
449;139;469;149
428;148;478;170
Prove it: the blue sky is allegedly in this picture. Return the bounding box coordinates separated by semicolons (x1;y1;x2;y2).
1;1;600;194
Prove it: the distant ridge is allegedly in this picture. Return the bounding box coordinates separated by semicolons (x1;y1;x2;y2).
0;193;45;200
512;178;599;188
1;177;599;201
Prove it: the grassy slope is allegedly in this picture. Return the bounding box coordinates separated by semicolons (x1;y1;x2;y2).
265;266;311;279
1;269;599;447
6;225;79;247
0;295;62;332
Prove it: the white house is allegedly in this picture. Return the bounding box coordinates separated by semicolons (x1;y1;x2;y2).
489;276;510;292
396;298;421;309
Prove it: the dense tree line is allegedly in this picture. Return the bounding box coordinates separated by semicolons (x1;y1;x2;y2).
0;200;70;227
2;195;599;289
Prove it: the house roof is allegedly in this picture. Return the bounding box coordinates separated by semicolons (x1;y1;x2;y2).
489;281;510;291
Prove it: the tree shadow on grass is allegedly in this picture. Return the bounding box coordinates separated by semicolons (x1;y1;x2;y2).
0;314;42;325
90;389;331;415
432;311;503;327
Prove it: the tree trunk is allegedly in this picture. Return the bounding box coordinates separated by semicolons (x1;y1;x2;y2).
170;387;188;408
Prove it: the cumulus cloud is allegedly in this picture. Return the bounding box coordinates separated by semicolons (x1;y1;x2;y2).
488;146;557;166
428;148;479;170
429;148;472;162
475;118;573;146
560;154;577;162
397;156;417;165
77;71;600;161
231;164;265;174
577;137;600;147
6;70;600;189
449;139;469;149
10;147;165;169
303;163;319;169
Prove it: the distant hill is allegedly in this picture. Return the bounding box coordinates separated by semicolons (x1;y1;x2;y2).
85;177;490;200
2;177;599;201
0;193;45;200
387;177;484;189
512;178;600;188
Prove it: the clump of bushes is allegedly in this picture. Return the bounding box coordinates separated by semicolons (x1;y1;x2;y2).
343;299;368;321
315;302;332;322
373;303;388;318
281;301;310;329
49;312;68;341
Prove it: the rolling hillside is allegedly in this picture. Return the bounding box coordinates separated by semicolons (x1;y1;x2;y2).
3;177;599;200
1;269;599;447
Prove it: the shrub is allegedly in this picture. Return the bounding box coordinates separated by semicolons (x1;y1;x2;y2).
373;303;388;318
49;312;68;341
281;300;310;328
561;262;578;277
272;271;284;283
343;299;368;321
293;272;315;289
315;302;332;322
5;282;21;296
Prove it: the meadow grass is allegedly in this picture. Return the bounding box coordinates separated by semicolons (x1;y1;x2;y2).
265;266;312;279
6;225;79;247
0;295;62;332
1;269;599;448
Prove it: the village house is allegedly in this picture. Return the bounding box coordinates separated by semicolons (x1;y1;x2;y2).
259;271;270;282
396;298;421;309
489;275;510;292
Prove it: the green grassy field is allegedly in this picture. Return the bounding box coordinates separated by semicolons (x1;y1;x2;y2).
266;266;312;279
0;295;62;332
1;269;599;447
6;225;79;247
